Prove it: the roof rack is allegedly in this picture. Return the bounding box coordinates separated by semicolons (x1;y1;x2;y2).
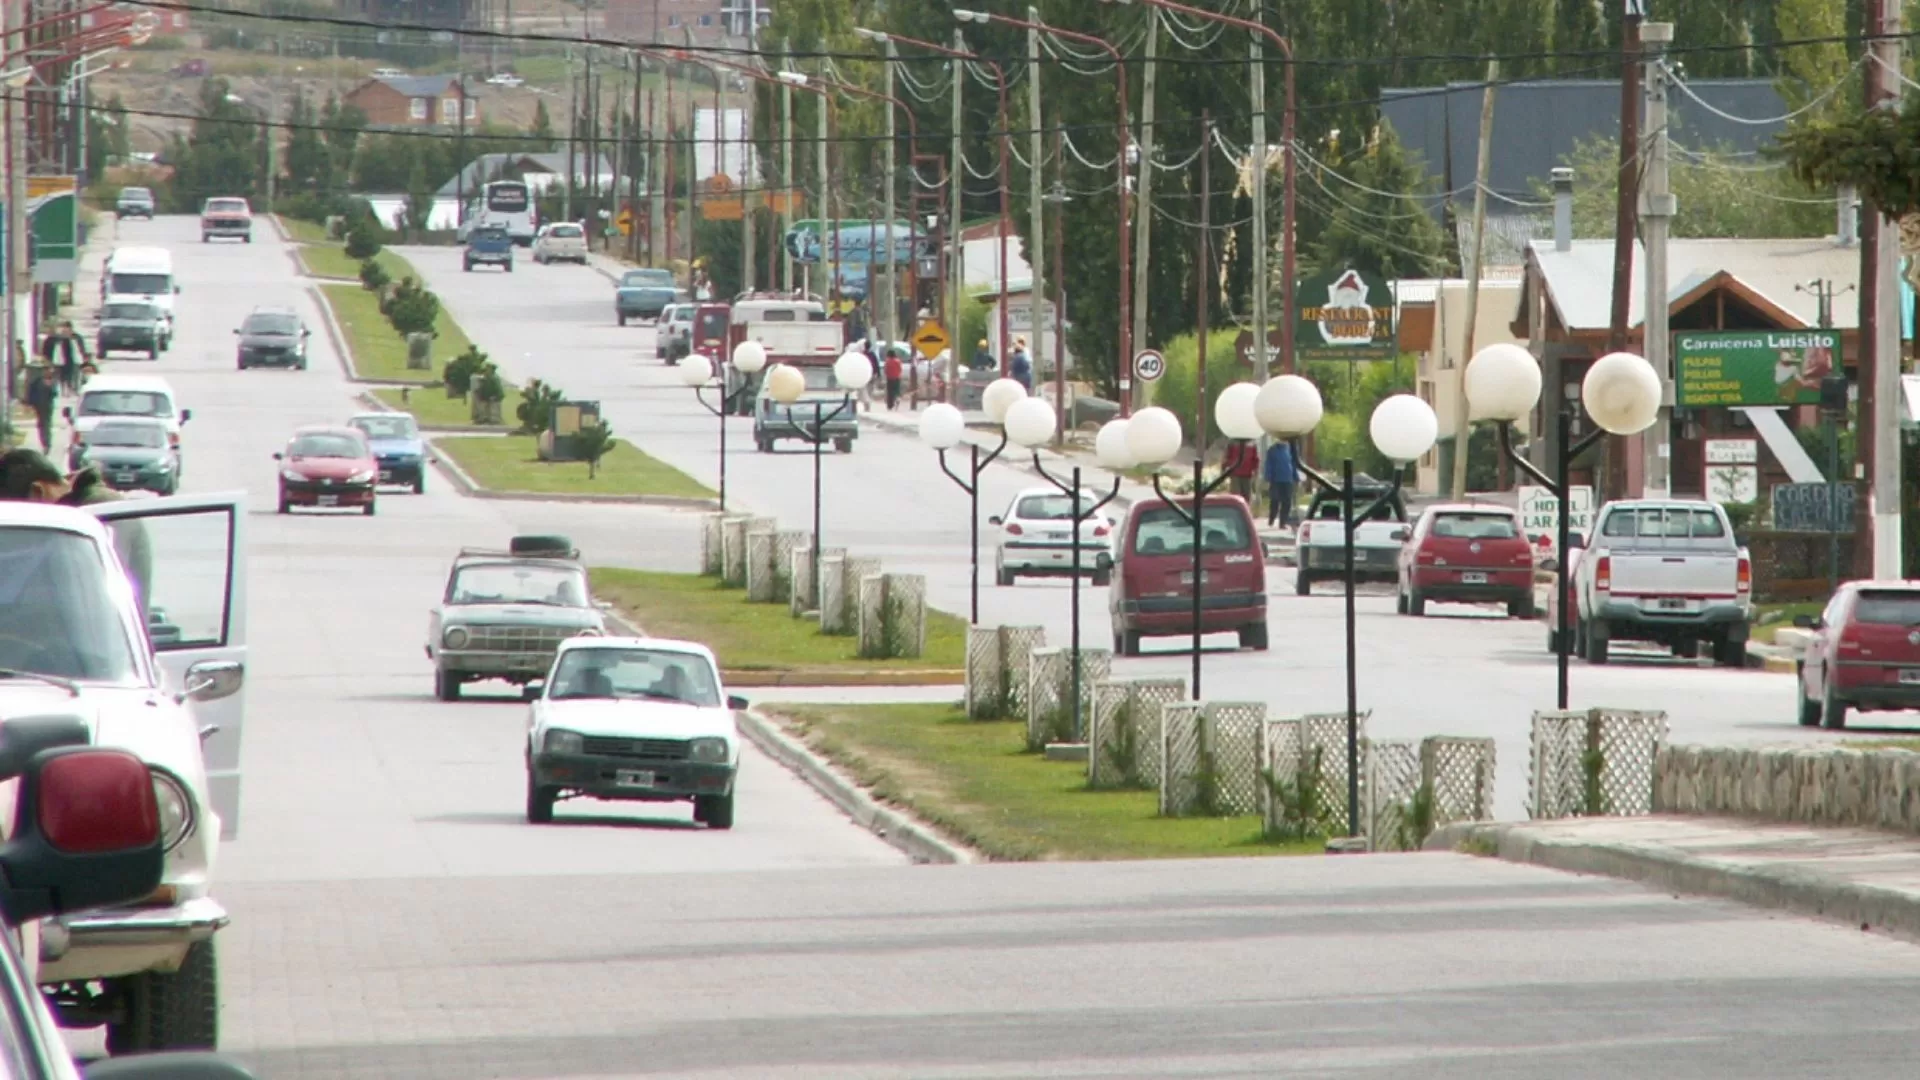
456;535;580;561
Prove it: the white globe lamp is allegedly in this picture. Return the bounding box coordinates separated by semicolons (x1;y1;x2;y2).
1094;419;1135;471
1369;394;1441;463
679;352;714;387
1583;351;1662;435
1253;374;1324;437
1464;343;1542;422
919;402;965;451
764;363;805;404
1124;406;1184;466
834;350;873;391
1003;397;1058;448
731;339;767;374
981;377;1028;424
1214;382;1264;441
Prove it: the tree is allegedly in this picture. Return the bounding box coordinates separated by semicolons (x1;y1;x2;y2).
402;154;435;240
282;90;328;194
1550;134;1833;239
1303;123;1451;282
85;95;130;179
165;79;265;211
575;421;615;479
530;100;556;152
320;95;366;188
1773;0;1855;122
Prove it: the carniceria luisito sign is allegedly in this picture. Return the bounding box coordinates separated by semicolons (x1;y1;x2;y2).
1674;329;1842;407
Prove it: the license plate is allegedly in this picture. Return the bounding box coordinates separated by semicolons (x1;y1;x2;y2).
378;470;394;482
113;473;138;486
316;494;339;507
614;769;654;788
1045;531;1068;540
1900;669;1920;686
1658;598;1689;611
1179;570;1210;585
1461;572;1487;584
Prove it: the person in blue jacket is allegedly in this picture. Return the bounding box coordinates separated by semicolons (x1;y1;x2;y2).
1263;438;1299;528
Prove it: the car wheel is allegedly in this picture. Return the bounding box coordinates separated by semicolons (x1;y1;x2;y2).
834;437;854;453
1823;682;1849;730
1121;629;1143;657
617;314;628;326
364;499;377;516
1396;583;1409;614
1294;570;1312;596
1239;622;1269;650
1092;566;1112;587
1797;668;1823;727
276;494;290;514
696;792;735;830
1713;634;1746;668
435;669;461;702
1674;638;1700;659
1508;596;1535;619
148;348;159;360
1586;620;1610;665
413;471;426;494
996;564;1015;587
104;939;217;1053
463;261;473;272
1573;617;1589;657
505;262;514;273
526;773;557;824
1408;590;1426;617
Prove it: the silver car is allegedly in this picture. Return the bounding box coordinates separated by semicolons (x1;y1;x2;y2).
655;304;694;364
426;536;606;701
531;221;589;265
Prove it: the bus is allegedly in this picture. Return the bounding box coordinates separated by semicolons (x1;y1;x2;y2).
458;180;537;246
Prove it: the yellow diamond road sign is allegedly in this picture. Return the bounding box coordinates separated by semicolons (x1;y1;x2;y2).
913;320;950;360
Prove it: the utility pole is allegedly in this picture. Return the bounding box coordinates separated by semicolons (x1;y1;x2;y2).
7;6;29;375
1640;23;1675;497
564;52;576;221
881;39;898;341
1195;110;1211;444
1;0;16;437
1249;34;1269;382
455;73;466;229
742;69;756;292
1452;59;1498;500
1130;14;1158;406
1606;1;1645;499
1026;15;1048;439
948;27;965;349
815;77;830;300
1860;0;1906;577
780;39;794;291
628;58;641;262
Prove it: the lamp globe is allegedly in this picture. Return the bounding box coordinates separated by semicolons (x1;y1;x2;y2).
1253;374;1324;437
1369;394;1441;463
764;363;805;404
1004;397;1058;448
731;339;767;374
1124;406;1184;466
981;377;1028;424
679;353;714;387
1094;418;1135;470
1583;351;1662;435
918;403;965;450
1464;343;1541;422
1214;382;1264;441
834;350;874;391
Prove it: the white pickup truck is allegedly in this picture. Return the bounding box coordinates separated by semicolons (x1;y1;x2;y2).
1571;498;1752;665
1292;479;1408;594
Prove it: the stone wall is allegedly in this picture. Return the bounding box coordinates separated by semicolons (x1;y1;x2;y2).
1654;743;1920;834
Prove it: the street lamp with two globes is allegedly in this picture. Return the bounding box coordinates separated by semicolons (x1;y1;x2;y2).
917;377;1033;624
678;340;768;511
761;351;875;599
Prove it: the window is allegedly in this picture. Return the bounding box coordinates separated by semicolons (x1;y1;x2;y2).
464;98;477;120
79;390;170;418
286;434;366;459
410;97;427;120
667;13;679;25
84;424;167;449
698;13;712;25
441;97;458;123
352;415;418;440
1013;493;1100;521
122;508;237;651
1130;505;1252;556
1600;508;1727;539
449;563;589;607
0;527;141;681
549;647;720;707
1852;591;1920;626
1431;513;1520;540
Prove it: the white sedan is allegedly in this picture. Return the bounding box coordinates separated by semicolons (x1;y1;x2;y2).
531;222;589;265
991;485;1115;587
524;637;746;828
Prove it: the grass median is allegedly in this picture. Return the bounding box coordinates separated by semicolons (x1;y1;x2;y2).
276;215;327;243
437;435;711;500
298;243;413;283
767;703;1321;860
320;282;475;383
369;385;524;429
588;569;964;676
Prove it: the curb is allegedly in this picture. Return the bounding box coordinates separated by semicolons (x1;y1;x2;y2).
1427;820;1920;943
738;709;976;865
269;214;291;242
308;282;358;383
720;669;964;688
423;434;720;509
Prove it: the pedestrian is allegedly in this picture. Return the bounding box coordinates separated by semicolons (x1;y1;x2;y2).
1263;437;1299;529
970;338;995;371
24;366;57;452
1008;336;1033;392
1222;438;1259;504
42;320;89;394
883;348;903;411
846;304;868;347
858;337;881;412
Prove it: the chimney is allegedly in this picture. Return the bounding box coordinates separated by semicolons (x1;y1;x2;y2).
1551;167;1574;252
1838;185;1858;247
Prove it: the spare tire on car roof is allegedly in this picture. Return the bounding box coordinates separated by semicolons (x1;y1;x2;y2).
510;535;575;557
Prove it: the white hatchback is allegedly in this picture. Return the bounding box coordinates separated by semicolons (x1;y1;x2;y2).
992;486;1115;586
531;221;589;265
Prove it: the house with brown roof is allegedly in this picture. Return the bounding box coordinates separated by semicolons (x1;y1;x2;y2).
345;74;478;129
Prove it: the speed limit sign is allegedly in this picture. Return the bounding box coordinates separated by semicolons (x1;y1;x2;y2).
1133;348;1165;382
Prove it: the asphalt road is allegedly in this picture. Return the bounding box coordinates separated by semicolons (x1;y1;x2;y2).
65;219;1920;1078
400;244;1871;822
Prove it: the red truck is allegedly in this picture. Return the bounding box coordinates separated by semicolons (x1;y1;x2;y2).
200;196;253;243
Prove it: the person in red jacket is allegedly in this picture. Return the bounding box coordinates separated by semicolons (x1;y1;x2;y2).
1221;438;1260;505
883;348;904;411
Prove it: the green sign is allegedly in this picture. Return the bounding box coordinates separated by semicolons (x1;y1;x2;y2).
1295;267;1395;361
27;176;77;284
1674;329;1842;407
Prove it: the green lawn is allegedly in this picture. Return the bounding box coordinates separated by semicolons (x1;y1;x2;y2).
770;703;1321;861
437;435;712;500
298;244;413;283
1752;600;1825;645
588;569;965;673
319;282;475;383
277;215;327;243
370;385;522;430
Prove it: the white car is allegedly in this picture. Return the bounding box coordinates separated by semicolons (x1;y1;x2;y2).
655;304;693;363
64;373;191;452
991;485;1115;586
524;637;746;828
486;72;524;87
531;221;589;265
1;494;248;1053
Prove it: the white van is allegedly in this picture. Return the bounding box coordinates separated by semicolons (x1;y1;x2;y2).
100;246;180;325
63;373;191;449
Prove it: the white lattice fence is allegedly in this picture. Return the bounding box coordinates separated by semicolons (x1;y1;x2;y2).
788;546;815;616
1364;740;1421;851
1002;626;1045;718
1424;736;1497;825
1529;708;1668;819
966;627;1004;719
1203;703;1268;816
745;528;778;602
1023;648;1111;749
856;574;926;659
771;532;807;604
698;513;725;576
837;557;881;638
1260;715;1368;839
1087;677;1186;788
1302;712;1367;834
1157;703;1205;816
719;515;752;587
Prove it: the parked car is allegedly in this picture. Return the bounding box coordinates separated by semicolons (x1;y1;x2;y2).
753;364;857;452
347;411;430;493
69;417;182;495
233;305;311;370
199;196;252;242
1293;478;1406;594
1795;582;1920;729
1109;494;1267;656
2;494;250;1054
464;223;515;272
1396;503;1535;617
96;297;170;358
531;221;589;264
486;71;524;87
1571;498;1752;665
523;637;748;827
615;267;683;325
427;535;606;701
273;425;378;515
991;485;1114;586
655;304;694;363
115;185;155;219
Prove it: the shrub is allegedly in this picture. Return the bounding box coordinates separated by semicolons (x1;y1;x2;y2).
358;257;390;292
515;379;566;435
472;362;507;404
442;344;486;397
575;421;616;478
344;224;382;260
384;277;440;337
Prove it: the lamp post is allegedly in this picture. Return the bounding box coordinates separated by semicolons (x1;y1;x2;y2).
764;351;874;598
678;339;768;512
1001;398;1131;741
1464;344;1662;710
917;378;1029;624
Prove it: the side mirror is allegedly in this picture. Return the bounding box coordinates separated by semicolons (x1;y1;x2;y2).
1792;614;1817;629
84;1052;263;1080
180;660;244;704
1389;527;1411;542
174;285;182;294
179;409;192;423
231;328;240;335
726;695;750;711
987;515;1002;525
271;452;283;460
0;744;165;925
302;327;312;337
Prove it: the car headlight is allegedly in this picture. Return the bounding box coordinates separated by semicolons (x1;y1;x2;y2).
150;768;195;852
688;737;729;763
348;470;376;484
544;729;584;754
153;458;175;471
280;469;305;481
443;626;469;649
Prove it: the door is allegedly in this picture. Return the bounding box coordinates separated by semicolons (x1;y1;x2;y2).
87;492;247;840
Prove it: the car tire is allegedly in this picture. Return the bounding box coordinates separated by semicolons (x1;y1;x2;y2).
505;262;514;273
276;495;290;514
464;261;473;272
363;499;377;516
696;793;735;830
1294;570;1312;596
1674;639;1700;659
1586;620;1610;664
148;348;159;360
1797;668;1823;727
834;437;853;453
1120;629;1142;657
618;314;628;326
1092;566;1112;588
413;471;426;494
1573;617;1588;658
1408;590;1426;617
996;565;1015;587
1508;596;1534;619
104;939;217;1053
435;669;461;702
237;359;247;370
1823;683;1849;730
1396;585;1409;614
1713;634;1746;668
526;774;557;824
1239;622;1269;650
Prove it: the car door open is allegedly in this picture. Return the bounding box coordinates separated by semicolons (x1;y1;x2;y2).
87;492;247;840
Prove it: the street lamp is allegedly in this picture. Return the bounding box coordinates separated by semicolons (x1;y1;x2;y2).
1000;397;1131;742
918;377;1029;623
1465;343;1662;709
766;351;874;598
679;339;768;511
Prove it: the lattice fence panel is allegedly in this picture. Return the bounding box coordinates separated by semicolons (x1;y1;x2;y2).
857;574;925;658
967;627;1005;719
1592;708;1667;816
1260;719;1305;836
1089;678;1188;788
1002;626;1045;718
788;547;814;617
719;515;751;587
1301;712;1367;834
1366;740;1422;851
856;574;886;654
745;529;778;602
1025;648;1067;750
770;532;807;604
1529;709;1667;819
1156;703;1205;817
817;554;849;633
1423;736;1497;826
1202;702;1268;817
699;513;725;576
840;557;881;638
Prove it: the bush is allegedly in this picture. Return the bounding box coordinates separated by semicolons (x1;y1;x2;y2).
344;224;382;260
472;362;507;404
1149;330;1244;450
515;379;566;435
358;257;390;292
384;277;440;337
442;345;486;397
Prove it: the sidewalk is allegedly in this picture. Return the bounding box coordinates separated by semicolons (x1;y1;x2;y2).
1430;815;1920;942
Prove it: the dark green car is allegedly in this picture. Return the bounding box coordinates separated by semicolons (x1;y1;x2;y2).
68;417;182;494
96;299;170;359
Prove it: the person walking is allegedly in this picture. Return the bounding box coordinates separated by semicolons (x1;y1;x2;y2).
24;366;57;452
1263;438;1300;529
42;320;90;394
970;338;995;371
1008;336;1033;392
858;337;881;412
1222;439;1259;504
883;348;904;411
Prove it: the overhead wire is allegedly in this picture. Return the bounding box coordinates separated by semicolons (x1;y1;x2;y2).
1664;55;1865;125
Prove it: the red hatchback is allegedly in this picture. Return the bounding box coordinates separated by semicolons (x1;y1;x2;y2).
1396;503;1535;618
1109;494;1267;656
275;425;378;515
1796;581;1920;729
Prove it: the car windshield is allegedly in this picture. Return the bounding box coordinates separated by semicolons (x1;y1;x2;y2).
1601;508;1726;538
548;647;721;706
109;273;170;295
206;199;247;213
1431;513;1519;539
86;424;165;449
449;563;588;606
1013;493;1101;521
696;310;728;338
1131;505;1252;555
549;224;582;238
103;302;158;321
1310;493;1399;522
79;390;168;417
1854;591;1920;626
0;527;140;682
244;313;300;335
119;188;151;200
622;270;674;288
287;433;365;458
352;416;417;440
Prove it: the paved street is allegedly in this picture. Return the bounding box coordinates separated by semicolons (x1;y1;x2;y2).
401;245;1876;822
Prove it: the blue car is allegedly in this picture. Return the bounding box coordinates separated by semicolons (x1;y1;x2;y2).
348;410;431;493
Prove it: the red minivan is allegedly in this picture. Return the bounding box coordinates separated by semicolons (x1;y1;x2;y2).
1109;494;1267;656
1796;581;1920;729
1395;503;1535;617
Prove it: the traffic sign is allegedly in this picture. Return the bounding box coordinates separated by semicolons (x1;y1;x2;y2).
614;208;635;236
913;319;950;360
1133;348;1165;383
